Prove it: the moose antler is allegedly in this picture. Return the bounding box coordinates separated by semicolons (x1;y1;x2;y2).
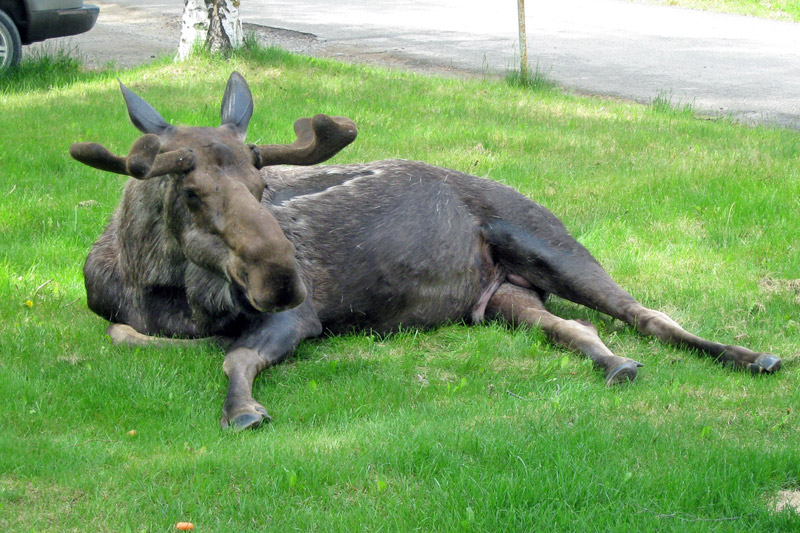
250;114;357;168
70;134;195;180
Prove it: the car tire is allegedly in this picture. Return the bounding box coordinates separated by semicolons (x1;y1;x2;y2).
0;9;22;72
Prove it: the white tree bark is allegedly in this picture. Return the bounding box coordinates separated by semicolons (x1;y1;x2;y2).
178;0;243;61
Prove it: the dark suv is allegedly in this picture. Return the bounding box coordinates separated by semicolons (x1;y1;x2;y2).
0;0;98;70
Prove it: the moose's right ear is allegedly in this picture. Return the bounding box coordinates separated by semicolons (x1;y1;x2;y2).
220;71;254;141
119;80;173;136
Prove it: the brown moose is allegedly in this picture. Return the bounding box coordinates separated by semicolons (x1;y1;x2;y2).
70;72;781;430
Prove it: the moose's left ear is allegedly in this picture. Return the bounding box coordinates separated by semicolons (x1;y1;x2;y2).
220;71;254;141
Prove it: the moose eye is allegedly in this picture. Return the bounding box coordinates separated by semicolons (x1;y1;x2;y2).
184;188;202;207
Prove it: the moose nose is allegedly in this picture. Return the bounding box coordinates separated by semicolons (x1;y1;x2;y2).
229;257;306;314
248;265;307;313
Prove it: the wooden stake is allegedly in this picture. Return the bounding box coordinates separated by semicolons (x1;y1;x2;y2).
517;0;529;79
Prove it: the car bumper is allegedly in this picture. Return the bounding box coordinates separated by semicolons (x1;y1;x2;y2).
24;4;99;44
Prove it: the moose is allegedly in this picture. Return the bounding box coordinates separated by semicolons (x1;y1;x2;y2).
71;72;781;430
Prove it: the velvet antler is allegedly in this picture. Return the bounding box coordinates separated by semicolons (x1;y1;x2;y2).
250;114;357;168
70;134;195;180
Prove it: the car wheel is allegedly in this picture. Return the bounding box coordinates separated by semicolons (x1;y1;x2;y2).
0;9;22;72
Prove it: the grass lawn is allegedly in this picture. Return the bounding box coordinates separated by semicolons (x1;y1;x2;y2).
636;0;800;21
1;46;799;531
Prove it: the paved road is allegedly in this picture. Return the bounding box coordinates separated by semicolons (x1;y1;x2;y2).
39;0;800;129
239;0;800;129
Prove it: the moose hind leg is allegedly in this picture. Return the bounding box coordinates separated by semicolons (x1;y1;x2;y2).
487;283;642;385
484;220;780;374
618;304;781;374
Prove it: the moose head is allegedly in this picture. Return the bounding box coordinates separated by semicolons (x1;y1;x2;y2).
70;72;357;320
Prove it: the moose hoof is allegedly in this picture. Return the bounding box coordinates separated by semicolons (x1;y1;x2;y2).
226;411;272;431
747;353;782;375
220;403;272;431
604;360;642;387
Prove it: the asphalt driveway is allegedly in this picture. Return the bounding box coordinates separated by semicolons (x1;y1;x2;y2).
27;0;800;130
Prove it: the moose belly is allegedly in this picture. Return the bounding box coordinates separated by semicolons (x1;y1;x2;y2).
271;167;498;334
313;244;497;335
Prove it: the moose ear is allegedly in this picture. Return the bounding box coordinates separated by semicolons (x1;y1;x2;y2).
220;71;254;141
119;80;173;136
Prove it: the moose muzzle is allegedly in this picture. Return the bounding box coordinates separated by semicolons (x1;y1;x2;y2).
228;250;307;314
216;182;307;314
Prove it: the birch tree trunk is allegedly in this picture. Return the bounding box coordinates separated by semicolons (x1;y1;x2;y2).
178;0;243;61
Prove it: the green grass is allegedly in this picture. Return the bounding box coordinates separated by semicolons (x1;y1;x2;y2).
506;64;559;92
1;46;799;531
635;0;800;21
0;46;93;91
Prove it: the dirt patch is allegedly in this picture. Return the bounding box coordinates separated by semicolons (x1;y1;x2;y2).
758;277;800;303
771;489;800;513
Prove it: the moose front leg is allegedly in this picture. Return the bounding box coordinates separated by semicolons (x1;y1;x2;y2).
221;299;322;430
487;283;642;385
106;323;216;348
